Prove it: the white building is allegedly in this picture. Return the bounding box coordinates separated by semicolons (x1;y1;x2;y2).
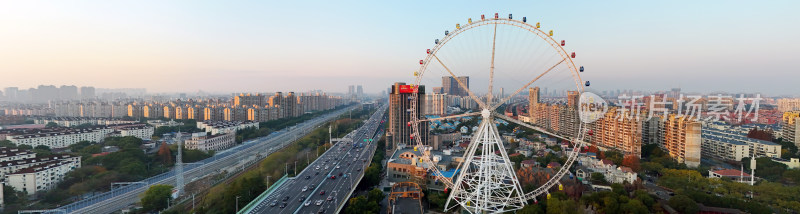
708;168;755;184
0;148;36;162
8;127;113;148
197;121;259;135
184;132;236;151
34;117;136;127
6;155;81;195
113;124;155;140
702;127;781;160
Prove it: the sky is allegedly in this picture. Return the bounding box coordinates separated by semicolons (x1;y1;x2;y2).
0;1;798;95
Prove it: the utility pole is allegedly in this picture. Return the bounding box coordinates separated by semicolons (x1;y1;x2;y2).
236;196;241;213
294;161;297;176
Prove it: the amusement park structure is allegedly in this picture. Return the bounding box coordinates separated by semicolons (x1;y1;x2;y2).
410;13;590;213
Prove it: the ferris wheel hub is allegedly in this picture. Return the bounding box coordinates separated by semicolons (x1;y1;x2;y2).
481;108;491;119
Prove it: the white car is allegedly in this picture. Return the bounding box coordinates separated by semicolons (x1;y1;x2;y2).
304;201;311;207
336;165;340;169
302;186;308;192
315;200;324;206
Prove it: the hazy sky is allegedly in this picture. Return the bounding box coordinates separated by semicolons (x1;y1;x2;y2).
1;1;798;95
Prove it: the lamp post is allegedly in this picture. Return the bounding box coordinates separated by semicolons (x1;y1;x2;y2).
236;196;241;213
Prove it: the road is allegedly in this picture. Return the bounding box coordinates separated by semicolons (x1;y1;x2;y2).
55;105;358;214
246;104;386;214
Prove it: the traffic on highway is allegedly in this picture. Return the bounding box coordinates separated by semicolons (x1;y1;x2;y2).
246;104;386;214
55;106;357;214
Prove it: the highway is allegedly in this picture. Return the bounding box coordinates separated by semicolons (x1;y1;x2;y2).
53;105;358;214
245;104;386;214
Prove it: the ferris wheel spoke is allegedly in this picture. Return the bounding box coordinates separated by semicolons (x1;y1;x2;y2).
489;58;566;111
432;54;488;109
487;23;498;107
492;112;573;143
417;112;481;122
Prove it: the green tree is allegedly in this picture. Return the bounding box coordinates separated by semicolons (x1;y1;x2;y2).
142;184;173;212
668;195;699;214
45;122;59;128
518;203;545;214
591;172;606;184
621;199;649;214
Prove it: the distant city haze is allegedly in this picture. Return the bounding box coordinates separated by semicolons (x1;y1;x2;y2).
1;1;798;95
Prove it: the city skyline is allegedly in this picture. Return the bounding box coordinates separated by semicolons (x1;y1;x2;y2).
1;1;798;95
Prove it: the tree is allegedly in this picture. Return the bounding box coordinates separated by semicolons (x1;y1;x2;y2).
591;172;606;184
45;122;59;128
518;204;545;214
668;195;699;214
747;127;774;141
621;199;649;214
141;184;173;211
157;142;172;165
622;155;641;172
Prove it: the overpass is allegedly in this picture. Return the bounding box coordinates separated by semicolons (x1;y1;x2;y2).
241;104;387;214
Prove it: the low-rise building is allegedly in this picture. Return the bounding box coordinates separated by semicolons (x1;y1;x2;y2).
7;127;113;148
184;132;236;151
708;168;755;184
702;126;781;160
5;155;81;195
112;124;155;140
196;120;259;135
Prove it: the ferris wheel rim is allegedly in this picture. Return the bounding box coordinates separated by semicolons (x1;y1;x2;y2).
407;15;587;203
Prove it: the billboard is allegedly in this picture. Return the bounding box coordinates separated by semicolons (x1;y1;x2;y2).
398;85;415;94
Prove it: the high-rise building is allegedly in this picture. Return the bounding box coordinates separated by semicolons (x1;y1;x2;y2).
59;85;79;100
586;107;644;157
567;91;580;107
80;86;95;99
357;85;363;97
4;87;18;101
234;93;266;107
663;114;701;168
388;82;428;151
778;99;800;113
442;76;469;97
424;93;447;116
781;111;800;148
528;87;540;123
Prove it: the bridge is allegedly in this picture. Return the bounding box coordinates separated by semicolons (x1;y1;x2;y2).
240;104;387;214
44;106;359;214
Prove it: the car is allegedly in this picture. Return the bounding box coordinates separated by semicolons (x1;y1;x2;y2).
282;196;289;201
305;175;311;179
269;201;277;207
330;175;336;179
327;196;333;201
304;201;311;206
315;171;319;175
320;190;326;195
338;172;343;176
299;196;306;202
315;200;324;206
336;165;340;169
280;202;287;208
302;186;308;192
357;168;361;171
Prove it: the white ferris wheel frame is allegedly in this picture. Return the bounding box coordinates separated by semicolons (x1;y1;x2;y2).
409;16;589;203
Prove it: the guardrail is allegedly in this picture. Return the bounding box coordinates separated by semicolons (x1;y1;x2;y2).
237;175;290;214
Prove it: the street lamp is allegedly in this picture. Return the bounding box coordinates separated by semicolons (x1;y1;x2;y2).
236;195;241;213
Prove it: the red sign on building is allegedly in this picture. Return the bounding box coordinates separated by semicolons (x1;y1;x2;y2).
398;85;415;94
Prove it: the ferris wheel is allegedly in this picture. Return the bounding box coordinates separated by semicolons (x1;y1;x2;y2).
409;13;591;213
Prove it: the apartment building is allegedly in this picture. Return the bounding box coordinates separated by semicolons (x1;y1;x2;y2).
184;132;236;151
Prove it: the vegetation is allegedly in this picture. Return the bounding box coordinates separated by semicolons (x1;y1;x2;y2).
152;119;202;137
194;108;372;213
141;184;174;212
343;188;383;214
